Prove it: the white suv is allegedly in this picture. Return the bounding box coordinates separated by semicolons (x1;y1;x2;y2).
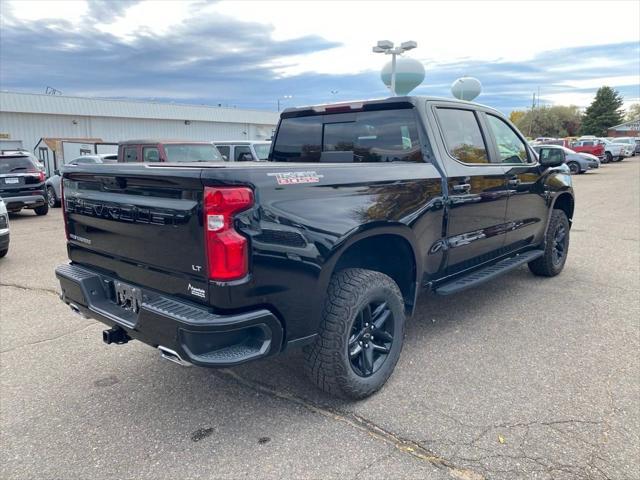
213;141;271;162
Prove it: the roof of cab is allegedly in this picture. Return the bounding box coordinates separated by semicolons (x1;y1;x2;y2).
280;95;501;116
118;139;214;145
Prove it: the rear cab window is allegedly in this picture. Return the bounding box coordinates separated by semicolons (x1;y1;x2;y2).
271;105;423;163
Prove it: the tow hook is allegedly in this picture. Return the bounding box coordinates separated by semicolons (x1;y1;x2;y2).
102;326;131;345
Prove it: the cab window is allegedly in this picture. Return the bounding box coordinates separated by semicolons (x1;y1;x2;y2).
435;108;489;164
143;147;160;162
217;146;230;160
123;147;138;162
235;146;253;161
486;115;529;164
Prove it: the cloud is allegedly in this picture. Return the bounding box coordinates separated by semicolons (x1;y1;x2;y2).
0;0;638;115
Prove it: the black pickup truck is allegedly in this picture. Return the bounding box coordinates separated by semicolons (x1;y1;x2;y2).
55;96;574;399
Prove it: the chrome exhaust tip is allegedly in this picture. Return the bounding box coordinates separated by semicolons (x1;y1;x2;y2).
158;346;191;367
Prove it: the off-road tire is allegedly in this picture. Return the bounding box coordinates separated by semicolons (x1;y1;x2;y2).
528;209;570;277
34;204;49;216
304;268;405;399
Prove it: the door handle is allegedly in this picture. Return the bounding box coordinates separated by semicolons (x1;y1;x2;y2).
507;178;520;187
452;183;471;193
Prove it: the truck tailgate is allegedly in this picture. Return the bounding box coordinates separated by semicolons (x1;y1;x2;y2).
63;165;210;303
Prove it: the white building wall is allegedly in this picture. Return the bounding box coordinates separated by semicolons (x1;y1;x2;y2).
0;111;276;152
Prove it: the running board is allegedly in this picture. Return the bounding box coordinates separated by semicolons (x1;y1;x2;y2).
434;250;544;296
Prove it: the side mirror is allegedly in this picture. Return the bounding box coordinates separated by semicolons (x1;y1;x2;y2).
238;153;253;161
538;148;565;167
222;155;228;161
54;169;61;176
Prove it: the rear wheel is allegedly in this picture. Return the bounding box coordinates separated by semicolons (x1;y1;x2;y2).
0;248;7;258
47;186;59;208
567;161;580;174
528;209;570;277
34;204;49;216
304;268;405;399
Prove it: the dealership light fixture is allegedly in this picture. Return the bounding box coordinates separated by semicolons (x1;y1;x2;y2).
372;40;418;95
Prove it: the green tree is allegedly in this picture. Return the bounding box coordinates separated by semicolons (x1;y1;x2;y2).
513;105;582;138
509;110;526;125
625;103;640;121
579;86;624;136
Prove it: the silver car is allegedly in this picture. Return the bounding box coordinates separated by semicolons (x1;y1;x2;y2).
533;145;596;174
45;154;117;207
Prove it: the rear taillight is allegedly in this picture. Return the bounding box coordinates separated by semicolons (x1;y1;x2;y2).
61;179;69;240
203;186;254;281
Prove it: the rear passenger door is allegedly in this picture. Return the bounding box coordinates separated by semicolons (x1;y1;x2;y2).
430;105;511;274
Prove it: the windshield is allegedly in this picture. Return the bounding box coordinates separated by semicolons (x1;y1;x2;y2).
0;155;39;174
253;143;271;160
164;144;223;162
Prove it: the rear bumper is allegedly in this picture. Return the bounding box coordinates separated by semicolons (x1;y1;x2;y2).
55;263;283;367
2;194;46;210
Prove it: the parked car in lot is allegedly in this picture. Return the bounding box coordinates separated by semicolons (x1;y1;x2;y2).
610;137;640;155
532;144;595;173
570;139;606;162
56;96;574;399
0;197;9;257
117;140;224;163
0;151;48;215
46;154;117;207
595;138;632;162
213;141;271;161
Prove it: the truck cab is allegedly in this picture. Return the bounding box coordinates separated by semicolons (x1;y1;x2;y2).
117;140;224;163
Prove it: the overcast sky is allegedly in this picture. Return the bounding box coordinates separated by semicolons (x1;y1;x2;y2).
1;0;639;114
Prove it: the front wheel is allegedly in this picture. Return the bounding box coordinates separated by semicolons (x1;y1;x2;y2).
605;152;613;163
0;248;7;258
304;268;406;399
528;209;570;277
567;161;580;174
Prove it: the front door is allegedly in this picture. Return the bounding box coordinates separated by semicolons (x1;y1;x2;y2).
483;113;549;252
432;106;511;275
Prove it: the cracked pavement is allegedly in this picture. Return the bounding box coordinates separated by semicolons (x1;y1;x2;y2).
1;158;639;479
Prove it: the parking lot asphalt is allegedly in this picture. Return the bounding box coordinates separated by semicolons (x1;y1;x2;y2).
1;158;639;480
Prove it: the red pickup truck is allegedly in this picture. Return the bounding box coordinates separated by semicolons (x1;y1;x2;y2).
569;140;606;161
117;140;223;163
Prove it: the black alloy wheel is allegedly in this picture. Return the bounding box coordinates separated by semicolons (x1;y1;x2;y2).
348;300;395;377
551;222;568;266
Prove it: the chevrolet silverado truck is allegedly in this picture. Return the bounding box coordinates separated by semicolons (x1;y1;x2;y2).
55;97;574;399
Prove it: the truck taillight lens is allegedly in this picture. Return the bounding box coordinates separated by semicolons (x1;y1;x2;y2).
61;179;69;240
204;186;254;281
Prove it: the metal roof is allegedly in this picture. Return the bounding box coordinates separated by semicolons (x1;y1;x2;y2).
0;91;279;125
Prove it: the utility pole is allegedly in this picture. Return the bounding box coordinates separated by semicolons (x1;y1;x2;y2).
528;92;536;137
